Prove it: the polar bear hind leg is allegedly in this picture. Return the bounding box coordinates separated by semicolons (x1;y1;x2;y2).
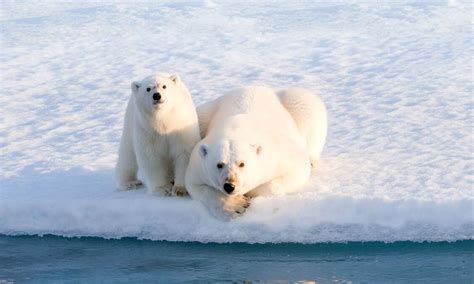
247;143;311;197
277;88;327;169
115;99;142;190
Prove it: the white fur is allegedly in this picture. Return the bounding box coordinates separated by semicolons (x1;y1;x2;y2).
277;88;327;167
115;73;200;196
186;86;327;219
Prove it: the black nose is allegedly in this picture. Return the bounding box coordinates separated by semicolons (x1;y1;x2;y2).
153;92;161;101
223;183;235;194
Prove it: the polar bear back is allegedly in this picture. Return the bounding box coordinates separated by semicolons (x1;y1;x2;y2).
205;86;302;144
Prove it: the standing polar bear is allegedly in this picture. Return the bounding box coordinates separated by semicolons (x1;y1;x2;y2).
116;73;200;196
185;86;327;219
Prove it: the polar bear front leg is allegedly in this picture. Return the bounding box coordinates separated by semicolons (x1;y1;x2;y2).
139;157;171;196
187;183;250;220
248;169;308;197
248;150;311;197
169;153;189;197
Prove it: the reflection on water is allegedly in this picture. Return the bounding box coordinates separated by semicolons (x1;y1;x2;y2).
0;235;472;283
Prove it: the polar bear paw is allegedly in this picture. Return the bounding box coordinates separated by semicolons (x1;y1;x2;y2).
168;185;189;197
223;194;251;218
147;185;171;196
118;180;143;190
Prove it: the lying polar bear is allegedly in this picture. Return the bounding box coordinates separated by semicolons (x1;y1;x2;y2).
115;73;200;196
185;86;327;219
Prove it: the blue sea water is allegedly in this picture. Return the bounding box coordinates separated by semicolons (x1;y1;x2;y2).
0;235;472;283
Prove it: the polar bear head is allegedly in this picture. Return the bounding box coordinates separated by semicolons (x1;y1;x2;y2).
198;139;262;196
131;73;185;115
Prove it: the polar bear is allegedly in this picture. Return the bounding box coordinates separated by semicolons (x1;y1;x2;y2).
186;86;327;219
115;73;200;196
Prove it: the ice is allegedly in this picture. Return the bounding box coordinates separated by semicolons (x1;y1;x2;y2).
1;1;472;243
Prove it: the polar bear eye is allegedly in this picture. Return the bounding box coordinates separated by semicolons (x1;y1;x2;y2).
217;163;224;169
162;85;166;89
239;162;245;168
146;87;151;92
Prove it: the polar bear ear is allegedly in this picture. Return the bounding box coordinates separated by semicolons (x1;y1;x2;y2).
199;144;208;158
131;81;141;94
170;74;181;84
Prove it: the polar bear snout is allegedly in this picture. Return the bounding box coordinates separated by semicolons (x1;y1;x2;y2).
223;182;235;194
152;92;162;103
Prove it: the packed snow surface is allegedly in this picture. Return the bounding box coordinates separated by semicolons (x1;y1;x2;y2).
1;1;472;243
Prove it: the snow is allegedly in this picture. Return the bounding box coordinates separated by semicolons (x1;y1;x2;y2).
0;1;472;243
